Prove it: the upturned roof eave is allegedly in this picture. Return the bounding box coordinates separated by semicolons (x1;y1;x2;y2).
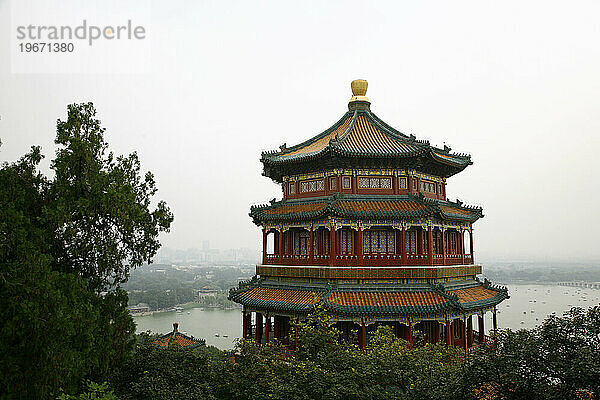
249;194;482;225
260;108;472;178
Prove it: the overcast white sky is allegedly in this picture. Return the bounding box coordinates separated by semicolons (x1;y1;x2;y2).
1;0;599;262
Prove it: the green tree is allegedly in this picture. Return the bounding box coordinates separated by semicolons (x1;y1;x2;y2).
0;103;173;399
58;381;119;400
0;148;98;397
463;306;600;400
49;103;173;292
227;309;463;400
112;333;228;400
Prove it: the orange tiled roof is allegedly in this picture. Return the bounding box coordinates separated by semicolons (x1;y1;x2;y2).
439;205;473;216
337;199;426;213
264;202;328;215
328;291;447;308
336;114;422;155
274;112;425;161
243;287;322;305
450;286;501;304
230;279;509;317
153;332;204;349
250;195;438;223
281;114;353;157
260;85;473;182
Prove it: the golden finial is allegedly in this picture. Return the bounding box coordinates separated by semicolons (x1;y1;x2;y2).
349;79;369;103
351;79;368;96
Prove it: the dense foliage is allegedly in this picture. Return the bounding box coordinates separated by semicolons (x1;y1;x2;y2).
0;103;172;399
463;306;600;400
112;306;600;400
114;309;465;400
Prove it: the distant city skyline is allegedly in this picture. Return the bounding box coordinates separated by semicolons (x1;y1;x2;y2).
154;243;260;265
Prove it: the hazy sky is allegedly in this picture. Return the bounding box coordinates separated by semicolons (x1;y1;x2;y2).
1;0;599;262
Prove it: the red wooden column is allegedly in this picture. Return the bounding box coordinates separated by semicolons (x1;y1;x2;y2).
493;307;498;335
427;226;434;265
294;318;300;350
478;314;485;343
309;227;314;264
262;229;267;264
278;230;284;263
392;173;398;195
357;227;364;267
441;228;446;265
255;313;263;344
273;316;280;341
460;229;465;265
467;316;473;348
359;321;367;349
434;322;441;344
329;224;336;267
470;229;474;263
288;230;293;258
463;316;468;352
408;319;413;348
401;227;407;265
264;316;271;344
445;318;452;346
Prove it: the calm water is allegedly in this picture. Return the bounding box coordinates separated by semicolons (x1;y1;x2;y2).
134;308;243;350
493;283;599;332
133;284;600;350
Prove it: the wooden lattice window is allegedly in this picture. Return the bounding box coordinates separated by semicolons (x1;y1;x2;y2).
330;177;337;190
300;179;325;193
340;229;353;254
342;176;351;189
294;231;310;255
405;230;417;253
358;176;393;190
323;230;330;254
399;177;407;189
363;230;395;254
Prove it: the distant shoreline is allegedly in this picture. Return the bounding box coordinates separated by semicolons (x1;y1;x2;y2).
130;301;241;317
490;280;600;287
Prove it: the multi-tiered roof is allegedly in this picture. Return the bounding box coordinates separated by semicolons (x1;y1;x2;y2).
230;80;507;348
261;81;471;182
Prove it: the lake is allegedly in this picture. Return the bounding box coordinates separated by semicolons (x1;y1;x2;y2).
133;283;600;350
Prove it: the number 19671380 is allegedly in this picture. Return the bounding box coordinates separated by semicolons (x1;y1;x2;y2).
19;42;74;52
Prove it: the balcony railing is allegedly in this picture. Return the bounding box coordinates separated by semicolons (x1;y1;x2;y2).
262;252;475;266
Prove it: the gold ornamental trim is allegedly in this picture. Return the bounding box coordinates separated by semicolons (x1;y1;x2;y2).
256;264;482;280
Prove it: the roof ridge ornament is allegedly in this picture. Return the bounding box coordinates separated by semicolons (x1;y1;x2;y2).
348;79;371;111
